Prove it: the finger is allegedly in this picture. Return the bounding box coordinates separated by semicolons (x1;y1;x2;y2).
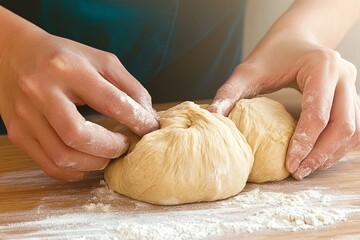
292;79;355;179
49;94;130;158
97;52;156;115
38;128;111;171
15;102;111;171
69;64;159;136
24;139;87;181
20;69;133;158
208;64;261;116
286;65;338;173
7;122;85;181
320;90;360;169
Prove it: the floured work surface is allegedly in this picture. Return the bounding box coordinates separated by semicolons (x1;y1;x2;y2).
1;108;360;239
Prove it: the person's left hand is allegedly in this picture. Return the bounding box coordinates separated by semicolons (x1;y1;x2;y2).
208;34;360;180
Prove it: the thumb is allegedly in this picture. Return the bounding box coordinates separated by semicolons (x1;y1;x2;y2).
208;64;262;116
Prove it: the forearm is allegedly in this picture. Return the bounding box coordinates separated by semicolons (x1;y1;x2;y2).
0;6;42;57
267;0;360;49
0;7;43;114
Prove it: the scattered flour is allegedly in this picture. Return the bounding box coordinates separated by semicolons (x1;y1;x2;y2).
209;99;232;115
1;181;359;240
83;203;112;212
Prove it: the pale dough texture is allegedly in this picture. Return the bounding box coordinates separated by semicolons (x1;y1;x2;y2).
228;97;296;183
105;98;296;204
105;102;254;205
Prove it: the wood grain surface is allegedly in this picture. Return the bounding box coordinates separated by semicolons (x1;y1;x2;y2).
0;98;360;239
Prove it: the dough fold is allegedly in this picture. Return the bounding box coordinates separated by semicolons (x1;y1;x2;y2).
105;101;254;205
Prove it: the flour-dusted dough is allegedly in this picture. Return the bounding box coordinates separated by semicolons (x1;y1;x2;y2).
228;97;296;183
105;102;254;205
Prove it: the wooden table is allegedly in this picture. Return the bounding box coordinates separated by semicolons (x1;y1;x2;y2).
1;99;360;239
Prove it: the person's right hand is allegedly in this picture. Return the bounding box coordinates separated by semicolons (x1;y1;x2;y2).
0;27;159;181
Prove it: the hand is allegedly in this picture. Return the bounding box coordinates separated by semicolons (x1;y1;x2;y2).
0;27;159;181
209;35;360;180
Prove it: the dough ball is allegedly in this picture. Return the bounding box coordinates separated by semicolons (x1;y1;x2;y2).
105;101;254;205
228;97;296;183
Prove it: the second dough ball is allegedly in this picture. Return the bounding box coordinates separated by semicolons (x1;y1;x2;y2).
228;97;296;183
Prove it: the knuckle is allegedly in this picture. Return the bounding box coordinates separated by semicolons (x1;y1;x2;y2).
315;49;341;64
60;122;87;148
46;50;79;73
104;52;121;66
18;73;42;96
50;150;74;169
102;52;125;74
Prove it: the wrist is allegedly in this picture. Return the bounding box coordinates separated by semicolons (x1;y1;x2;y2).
0;7;43;60
0;7;44;115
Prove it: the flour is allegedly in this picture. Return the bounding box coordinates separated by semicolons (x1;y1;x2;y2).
116;94;158;135
83;203;112;212
209;99;232;115
1;183;359;240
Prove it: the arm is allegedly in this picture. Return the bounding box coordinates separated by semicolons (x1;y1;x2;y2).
210;0;360;179
267;0;360;49
0;7;159;181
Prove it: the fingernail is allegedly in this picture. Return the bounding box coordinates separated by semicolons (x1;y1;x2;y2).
99;163;108;170
68;172;86;182
57;160;78;169
295;166;312;180
140;102;158;118
286;137;312;173
132;103;160;136
209;99;232;115
287;155;299;173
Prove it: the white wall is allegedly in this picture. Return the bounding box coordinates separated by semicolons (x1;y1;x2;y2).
243;0;360;91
